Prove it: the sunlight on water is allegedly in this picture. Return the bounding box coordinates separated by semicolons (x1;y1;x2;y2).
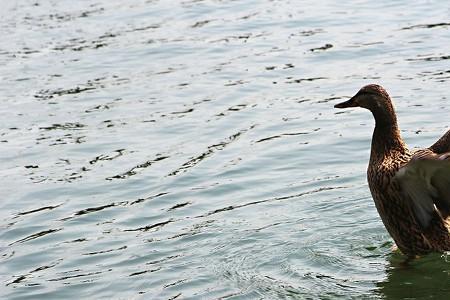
1;0;450;299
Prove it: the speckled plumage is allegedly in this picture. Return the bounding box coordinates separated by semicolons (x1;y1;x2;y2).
335;84;450;257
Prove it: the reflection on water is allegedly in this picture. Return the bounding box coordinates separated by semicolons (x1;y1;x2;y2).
1;0;450;299
378;253;450;299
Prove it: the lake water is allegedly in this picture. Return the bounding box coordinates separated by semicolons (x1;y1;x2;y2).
1;0;450;299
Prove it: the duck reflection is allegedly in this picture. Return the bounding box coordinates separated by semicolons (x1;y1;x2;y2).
377;252;450;299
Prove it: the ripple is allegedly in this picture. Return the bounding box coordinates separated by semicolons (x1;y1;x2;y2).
401;22;450;30
168;126;255;176
10;228;62;246
106;155;169;180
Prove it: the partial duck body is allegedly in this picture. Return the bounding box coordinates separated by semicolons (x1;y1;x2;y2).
335;84;450;257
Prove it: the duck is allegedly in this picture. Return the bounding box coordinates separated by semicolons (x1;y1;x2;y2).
334;84;450;258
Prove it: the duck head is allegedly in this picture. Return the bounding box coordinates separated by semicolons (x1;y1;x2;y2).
335;83;402;139
334;84;392;111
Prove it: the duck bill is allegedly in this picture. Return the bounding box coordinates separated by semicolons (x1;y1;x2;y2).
334;96;358;108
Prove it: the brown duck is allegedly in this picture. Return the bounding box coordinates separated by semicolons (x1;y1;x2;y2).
335;84;450;258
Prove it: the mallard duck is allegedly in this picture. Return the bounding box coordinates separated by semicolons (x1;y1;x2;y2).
334;84;450;257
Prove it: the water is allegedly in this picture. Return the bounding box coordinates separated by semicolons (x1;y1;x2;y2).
1;0;450;299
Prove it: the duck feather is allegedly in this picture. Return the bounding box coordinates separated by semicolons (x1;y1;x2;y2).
394;150;450;229
429;129;450;154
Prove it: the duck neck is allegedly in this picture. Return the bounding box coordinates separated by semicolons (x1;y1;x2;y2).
370;106;407;162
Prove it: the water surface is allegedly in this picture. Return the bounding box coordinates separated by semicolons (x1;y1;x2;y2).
1;0;450;299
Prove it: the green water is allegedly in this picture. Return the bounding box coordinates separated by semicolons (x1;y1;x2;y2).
1;0;449;299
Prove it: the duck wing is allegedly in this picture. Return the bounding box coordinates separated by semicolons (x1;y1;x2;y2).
430;129;450;154
394;149;450;229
